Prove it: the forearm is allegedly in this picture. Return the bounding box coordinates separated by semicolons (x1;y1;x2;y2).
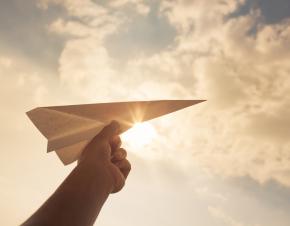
22;162;113;226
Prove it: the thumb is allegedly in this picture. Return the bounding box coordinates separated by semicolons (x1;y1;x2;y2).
97;120;121;141
79;121;121;164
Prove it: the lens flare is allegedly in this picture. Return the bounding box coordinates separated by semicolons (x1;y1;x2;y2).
121;122;157;148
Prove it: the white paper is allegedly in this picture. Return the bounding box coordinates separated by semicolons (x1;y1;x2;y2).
27;100;205;165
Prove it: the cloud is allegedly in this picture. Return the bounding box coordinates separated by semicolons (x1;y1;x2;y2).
192;17;290;186
38;0;108;17
38;0;150;16
0;57;12;68
40;0;290;187
109;0;150;15
160;0;245;33
0;52;85;225
208;206;260;226
47;4;123;40
145;2;290;187
58;37;118;99
0;57;47;112
2;1;290;225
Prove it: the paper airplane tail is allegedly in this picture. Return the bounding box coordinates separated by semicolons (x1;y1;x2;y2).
26;99;206;165
54;140;90;165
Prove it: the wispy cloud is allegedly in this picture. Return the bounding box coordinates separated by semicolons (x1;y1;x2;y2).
208;205;260;226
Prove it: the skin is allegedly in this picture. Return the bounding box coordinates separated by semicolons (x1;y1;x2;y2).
22;121;131;226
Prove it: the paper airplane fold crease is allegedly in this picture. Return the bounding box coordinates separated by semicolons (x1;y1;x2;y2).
27;100;205;165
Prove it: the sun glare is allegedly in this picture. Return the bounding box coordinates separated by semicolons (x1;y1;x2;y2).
121;122;157;148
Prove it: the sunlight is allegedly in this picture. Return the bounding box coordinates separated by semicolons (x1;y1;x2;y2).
121;122;157;148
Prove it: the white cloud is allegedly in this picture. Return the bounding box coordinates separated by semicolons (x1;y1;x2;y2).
2;1;290;225
208;206;260;226
38;0;150;15
49;18;93;37
145;3;290;187
38;0;108;17
58;37;118;99
41;0;290;187
0;57;13;68
109;0;150;15
0;53;78;225
160;0;245;33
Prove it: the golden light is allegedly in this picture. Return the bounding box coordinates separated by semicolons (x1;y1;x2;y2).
121;122;157;148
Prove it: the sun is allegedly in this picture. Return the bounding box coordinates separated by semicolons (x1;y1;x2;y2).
121;122;157;148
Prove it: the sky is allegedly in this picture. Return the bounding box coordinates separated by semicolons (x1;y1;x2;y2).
1;0;290;225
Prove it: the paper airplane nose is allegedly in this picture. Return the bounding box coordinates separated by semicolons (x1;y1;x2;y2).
27;100;205;165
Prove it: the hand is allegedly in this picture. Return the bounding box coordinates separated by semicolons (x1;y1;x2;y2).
78;121;131;193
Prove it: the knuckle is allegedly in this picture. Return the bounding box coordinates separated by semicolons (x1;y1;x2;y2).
120;148;127;154
116;136;122;144
126;159;131;170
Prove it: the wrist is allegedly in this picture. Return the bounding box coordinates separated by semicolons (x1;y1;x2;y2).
77;159;115;193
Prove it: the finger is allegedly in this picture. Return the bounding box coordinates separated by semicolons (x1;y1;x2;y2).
97;120;121;141
112;148;127;161
110;135;122;151
114;159;131;179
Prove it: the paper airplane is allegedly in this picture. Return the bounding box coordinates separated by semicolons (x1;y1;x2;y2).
27;100;205;165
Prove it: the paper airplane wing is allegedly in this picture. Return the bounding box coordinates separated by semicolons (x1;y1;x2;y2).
27;100;205;165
